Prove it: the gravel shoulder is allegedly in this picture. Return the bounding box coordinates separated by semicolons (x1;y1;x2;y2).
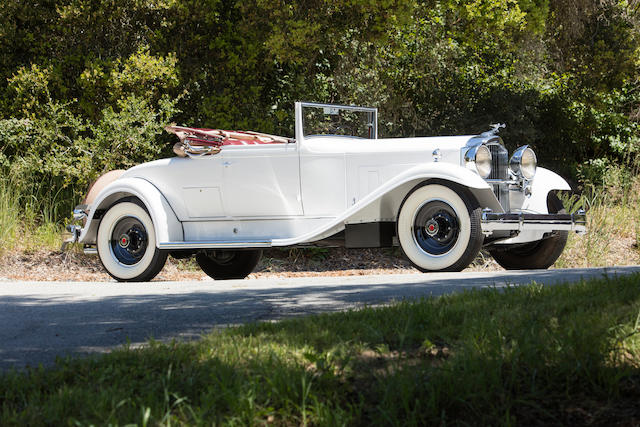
1;233;639;282
0;247;501;282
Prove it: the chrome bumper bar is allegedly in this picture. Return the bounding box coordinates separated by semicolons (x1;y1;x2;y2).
481;209;587;234
61;206;88;250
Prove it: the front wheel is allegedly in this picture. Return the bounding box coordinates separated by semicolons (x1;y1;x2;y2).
397;183;484;272
196;250;262;280
97;201;168;282
488;192;568;270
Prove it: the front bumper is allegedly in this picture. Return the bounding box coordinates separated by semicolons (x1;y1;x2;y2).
481;209;587;235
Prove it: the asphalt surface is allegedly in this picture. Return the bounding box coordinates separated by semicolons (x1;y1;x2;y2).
1;266;640;371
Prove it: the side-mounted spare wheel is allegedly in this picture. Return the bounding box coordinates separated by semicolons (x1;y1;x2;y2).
196;250;263;280
397;182;484;272
488;192;568;270
97;201;168;282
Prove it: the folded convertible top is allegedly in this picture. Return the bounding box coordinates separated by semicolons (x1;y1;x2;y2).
166;125;295;157
166;125;294;146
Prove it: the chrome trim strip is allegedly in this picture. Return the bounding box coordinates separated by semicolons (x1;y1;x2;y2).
484;179;517;184
299;102;377;113
158;240;272;250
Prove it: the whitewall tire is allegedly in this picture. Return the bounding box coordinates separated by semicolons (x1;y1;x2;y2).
97;201;168;282
397;183;483;272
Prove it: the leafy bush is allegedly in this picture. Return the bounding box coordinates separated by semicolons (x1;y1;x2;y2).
0;0;638;227
0;44;182;219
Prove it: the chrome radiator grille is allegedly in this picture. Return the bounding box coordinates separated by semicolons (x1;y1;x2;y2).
491;183;510;212
487;143;510;211
488;143;509;180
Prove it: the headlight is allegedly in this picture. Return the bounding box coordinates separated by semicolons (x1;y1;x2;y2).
464;145;492;179
510;145;537;179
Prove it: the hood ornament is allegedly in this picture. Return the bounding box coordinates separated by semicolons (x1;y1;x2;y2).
480;123;506;138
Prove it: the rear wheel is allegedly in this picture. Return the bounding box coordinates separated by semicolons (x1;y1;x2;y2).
397;183;484;272
196;250;262;280
488;192;568;270
97;201;168;282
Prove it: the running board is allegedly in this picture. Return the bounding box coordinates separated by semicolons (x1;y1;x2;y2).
158;240;272;250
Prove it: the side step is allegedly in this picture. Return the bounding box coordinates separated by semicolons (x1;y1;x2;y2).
158;240;272;250
81;240;271;255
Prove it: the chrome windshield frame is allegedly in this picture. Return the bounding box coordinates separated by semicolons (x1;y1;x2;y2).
295;102;378;141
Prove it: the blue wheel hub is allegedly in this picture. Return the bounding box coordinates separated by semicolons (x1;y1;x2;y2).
413;201;460;255
110;217;148;265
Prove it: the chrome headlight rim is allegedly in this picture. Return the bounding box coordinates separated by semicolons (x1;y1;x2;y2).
464;145;492;179
510;145;537;180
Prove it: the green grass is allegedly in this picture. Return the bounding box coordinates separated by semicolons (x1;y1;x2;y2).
0;177;20;253
0;177;74;256
2;275;640;425
555;178;640;268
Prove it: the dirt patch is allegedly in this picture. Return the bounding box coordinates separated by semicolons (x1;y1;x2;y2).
0;247;503;282
1;234;638;282
0;247;416;282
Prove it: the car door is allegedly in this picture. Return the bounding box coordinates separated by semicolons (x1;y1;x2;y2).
298;137;347;216
220;143;303;217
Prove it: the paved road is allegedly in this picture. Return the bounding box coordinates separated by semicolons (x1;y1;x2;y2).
1;266;640;371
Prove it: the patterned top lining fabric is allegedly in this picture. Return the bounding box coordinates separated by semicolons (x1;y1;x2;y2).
166;125;292;147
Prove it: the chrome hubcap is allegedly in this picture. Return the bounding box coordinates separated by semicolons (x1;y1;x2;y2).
118;234;130;248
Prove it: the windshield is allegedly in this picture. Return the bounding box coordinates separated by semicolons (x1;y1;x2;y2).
300;103;377;139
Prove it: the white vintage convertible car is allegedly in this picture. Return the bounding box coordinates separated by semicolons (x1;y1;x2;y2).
65;102;586;281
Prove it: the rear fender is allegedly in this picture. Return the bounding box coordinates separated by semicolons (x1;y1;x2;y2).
78;177;183;246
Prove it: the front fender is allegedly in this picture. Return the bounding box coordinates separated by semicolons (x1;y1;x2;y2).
78;177;183;246
343;162;500;224
398;162;492;190
521;167;572;213
273;162;498;246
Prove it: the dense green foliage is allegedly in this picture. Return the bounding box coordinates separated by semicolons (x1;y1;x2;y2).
2;274;640;424
0;0;638;220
